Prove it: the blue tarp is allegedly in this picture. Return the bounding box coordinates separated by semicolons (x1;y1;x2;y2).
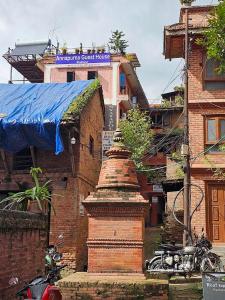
0;80;93;154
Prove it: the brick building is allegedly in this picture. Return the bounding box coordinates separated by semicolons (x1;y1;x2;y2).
164;4;225;243
0;80;104;270
139;99;183;226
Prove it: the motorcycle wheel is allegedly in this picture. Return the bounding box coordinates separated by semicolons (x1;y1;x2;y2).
201;253;223;272
148;257;162;270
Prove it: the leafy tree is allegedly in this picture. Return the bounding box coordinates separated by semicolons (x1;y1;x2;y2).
108;30;129;54
119;108;153;170
197;1;225;73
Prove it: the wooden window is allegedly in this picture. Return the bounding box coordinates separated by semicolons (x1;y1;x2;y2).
87;71;98;80
151;114;162;128
89;136;94;156
205;116;225;151
67;71;75;82
204;58;225;90
13;147;33;170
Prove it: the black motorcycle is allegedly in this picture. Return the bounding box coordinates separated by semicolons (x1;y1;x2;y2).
145;233;223;276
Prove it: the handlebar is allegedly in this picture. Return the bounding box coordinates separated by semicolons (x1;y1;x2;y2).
47;264;67;279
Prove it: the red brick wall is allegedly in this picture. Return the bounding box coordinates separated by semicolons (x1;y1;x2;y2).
188;48;225;103
49;90;104;271
0;210;47;300
188;46;225;236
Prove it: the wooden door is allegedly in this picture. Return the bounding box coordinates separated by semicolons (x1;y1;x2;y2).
208;185;225;243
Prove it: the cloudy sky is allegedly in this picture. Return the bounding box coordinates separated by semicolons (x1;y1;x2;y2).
0;0;218;102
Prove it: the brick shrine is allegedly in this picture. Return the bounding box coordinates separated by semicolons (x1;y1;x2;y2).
82;128;148;273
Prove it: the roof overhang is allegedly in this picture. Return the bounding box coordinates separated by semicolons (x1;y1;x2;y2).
164;4;215;60
164;27;206;59
121;62;149;109
162;179;183;192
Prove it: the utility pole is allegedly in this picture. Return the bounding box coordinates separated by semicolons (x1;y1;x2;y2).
182;1;191;246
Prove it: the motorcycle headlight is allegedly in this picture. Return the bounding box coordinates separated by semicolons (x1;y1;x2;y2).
164;256;173;266
174;255;180;262
53;252;62;262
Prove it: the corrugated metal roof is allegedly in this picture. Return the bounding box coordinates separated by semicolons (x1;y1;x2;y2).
10;40;51;56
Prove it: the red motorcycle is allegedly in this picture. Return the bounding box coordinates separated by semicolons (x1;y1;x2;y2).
15;265;65;300
10;235;66;299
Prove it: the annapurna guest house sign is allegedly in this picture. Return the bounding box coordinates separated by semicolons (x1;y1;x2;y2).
56;53;111;66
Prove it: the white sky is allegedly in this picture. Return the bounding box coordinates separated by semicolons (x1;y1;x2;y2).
0;0;219;102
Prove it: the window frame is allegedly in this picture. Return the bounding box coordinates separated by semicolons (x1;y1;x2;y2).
67;71;75;82
205;115;225;145
13;147;34;170
203;56;225;91
87;71;98;80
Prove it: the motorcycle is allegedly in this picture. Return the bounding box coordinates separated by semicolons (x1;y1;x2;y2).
45;234;64;276
10;235;66;299
145;232;223;276
145;184;223;277
15;265;65;300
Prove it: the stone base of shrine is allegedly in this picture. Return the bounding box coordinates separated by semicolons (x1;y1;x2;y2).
57;272;168;300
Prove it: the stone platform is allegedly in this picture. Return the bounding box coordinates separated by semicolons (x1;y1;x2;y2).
57;272;168;299
57;272;204;300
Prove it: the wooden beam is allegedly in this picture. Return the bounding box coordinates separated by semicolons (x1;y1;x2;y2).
0;149;10;175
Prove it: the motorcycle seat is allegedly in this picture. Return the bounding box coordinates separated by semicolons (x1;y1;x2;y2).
159;244;182;251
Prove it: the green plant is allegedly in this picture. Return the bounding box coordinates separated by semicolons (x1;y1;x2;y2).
119;108;153;170
63;79;101;122
203;154;225;179
174;95;184;106
61;42;67;55
175;166;185;179
145;167;166;183
108;30;129;54
171;151;184;163
219;143;225;151
196;1;225;74
1;167;54;213
160;99;171;108
174;85;184;93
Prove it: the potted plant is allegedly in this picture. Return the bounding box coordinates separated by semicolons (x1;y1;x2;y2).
61;43;67;55
1;167;55;214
